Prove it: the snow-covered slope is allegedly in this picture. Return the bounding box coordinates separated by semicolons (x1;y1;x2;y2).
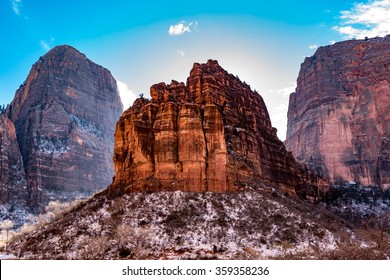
8;184;390;259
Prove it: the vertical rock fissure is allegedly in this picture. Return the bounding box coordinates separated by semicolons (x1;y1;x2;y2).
151;104;162;177
175;103;180;169
150;111;156;174
200;107;209;192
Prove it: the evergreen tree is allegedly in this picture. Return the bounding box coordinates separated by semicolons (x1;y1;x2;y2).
0;104;6;114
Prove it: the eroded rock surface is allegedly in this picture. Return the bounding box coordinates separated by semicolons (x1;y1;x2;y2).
0;114;27;203
113;60;326;197
286;36;390;188
7;45;123;207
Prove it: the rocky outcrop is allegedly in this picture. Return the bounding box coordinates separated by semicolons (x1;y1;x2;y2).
0;114;27;203
285;36;390;188
7;45;123;207
113;60;326;197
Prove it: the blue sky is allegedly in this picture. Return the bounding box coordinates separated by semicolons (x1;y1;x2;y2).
1;0;390;140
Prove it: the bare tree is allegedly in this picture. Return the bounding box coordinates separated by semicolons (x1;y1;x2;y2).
365;212;390;251
0;104;7;115
115;224;151;259
79;235;110;259
0;220;14;252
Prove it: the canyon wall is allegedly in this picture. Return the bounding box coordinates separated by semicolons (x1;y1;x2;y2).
6;45;123;207
0;114;27;204
286;36;390;188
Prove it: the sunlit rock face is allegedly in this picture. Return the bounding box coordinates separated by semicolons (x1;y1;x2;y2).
113;60;326;197
8;45;123;207
286;36;390;188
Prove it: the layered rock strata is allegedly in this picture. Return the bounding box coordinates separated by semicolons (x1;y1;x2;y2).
7;45;123;207
113;60;326;197
286;36;390;188
0;114;27;203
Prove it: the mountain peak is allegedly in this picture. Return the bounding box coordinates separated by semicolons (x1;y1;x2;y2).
190;59;224;75
35;45;88;68
7;43;123;208
204;59;221;69
114;61;327;197
45;44;85;57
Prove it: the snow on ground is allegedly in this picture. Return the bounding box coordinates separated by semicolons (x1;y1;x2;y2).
0;253;17;259
0;203;31;228
9;187;369;260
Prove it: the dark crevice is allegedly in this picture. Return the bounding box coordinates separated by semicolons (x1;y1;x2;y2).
175;103;180;164
200;107;209;192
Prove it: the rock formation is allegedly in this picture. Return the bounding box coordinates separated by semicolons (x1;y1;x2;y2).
113;60;326;197
285;36;390;188
6;45;123;207
0;114;27;203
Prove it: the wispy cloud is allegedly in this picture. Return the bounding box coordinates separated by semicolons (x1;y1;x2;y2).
269;103;289;141
272;104;288;123
177;50;185;56
12;0;22;15
168;21;198;36
333;0;390;39
117;80;136;109
268;82;296;139
269;82;296;97
40;37;55;51
40;40;50;51
309;44;318;49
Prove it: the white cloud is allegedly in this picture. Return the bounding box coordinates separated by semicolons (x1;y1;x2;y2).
268;83;296;140
269;82;296;97
40;40;50;51
12;0;22;15
177;50;185;56
330;40;337;45
271;104;288;124
168;21;197;36
333;0;390;38
269;103;289;141
40;37;55;51
117;80;136;110
309;44;318;49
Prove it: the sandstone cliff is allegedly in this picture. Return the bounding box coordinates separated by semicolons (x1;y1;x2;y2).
0;114;27;204
7;45;123;207
113;60;326;197
285;36;390;188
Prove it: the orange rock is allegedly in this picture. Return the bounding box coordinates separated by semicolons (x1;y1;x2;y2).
112;60;326;197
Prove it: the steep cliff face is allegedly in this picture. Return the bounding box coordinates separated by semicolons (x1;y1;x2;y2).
0;114;27;204
8;45;123;207
113;60;326;197
286;36;390;188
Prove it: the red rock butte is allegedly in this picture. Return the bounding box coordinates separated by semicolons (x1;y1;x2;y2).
112;60;327;197
286;36;390;188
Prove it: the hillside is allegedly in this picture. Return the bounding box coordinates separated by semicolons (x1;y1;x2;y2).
7;60;390;260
